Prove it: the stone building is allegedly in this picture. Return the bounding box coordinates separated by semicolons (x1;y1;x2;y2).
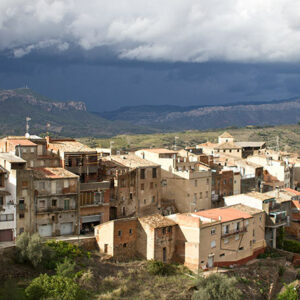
95;205;266;271
101;154;162;218
95;214;177;262
33;167;79;237
224;191;291;248
135;149;212;213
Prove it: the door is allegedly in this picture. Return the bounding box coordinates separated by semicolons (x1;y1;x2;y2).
163;247;167;262
60;222;73;235
208;255;214;268
0;229;13;242
38;224;52;237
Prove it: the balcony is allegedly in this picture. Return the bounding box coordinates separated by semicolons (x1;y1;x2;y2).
221;227;247;238
266;212;287;228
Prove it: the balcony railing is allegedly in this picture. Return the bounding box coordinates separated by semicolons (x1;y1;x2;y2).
221;227;247;238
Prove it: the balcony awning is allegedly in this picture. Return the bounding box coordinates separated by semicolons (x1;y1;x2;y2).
81;214;102;223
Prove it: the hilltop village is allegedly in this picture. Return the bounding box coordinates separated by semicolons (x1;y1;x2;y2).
1;131;300;272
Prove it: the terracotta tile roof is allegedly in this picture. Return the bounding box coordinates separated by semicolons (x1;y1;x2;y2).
215;142;241;149
108;154;159;169
142;148;177;154
292;200;300;209
219;132;233;138
139;214;177;228
8;139;37;146
284;188;300;196
263;170;281;183
48;140;95;153
197;142;217;148
195;206;252;222
33;167;78;179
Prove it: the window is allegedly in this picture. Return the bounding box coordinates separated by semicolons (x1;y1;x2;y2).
259;215;262;222
31;147;35;153
168;227;172;233
195;180;198;187
0;196;4;206
194;193;197;202
144;199;146;204
19;213;24;219
129;228;133;235
130;193;133;200
152;196;155;203
64;180;69;188
223;225;229;234
245;220;249;227
122;207;126;216
236;222;240;231
211;228;216;235
0;214;14;221
0;174;4;187
199;192;202;199
118;230;122;237
152;168;157;178
39;200;46;208
229;178;233;184
150;182;154;189
52;199;57;207
141;183;144;191
64;199;70;210
123;243;127;248
239;247;244;251
223;179;226;185
211;240;216;248
140;169;145;179
22;147;27;153
40;181;45;190
220;253;225;257
206;178;209;185
19;199;25;210
162;227;166;234
205;191;208;198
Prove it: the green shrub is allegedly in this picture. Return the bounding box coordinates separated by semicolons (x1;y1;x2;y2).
278;266;285;277
192;273;242;300
277;283;299;300
146;260;176;276
15;233;53;268
56;258;76;278
25;274;83;300
281;240;300;254
46;241;90;263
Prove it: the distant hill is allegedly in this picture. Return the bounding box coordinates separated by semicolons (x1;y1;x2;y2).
0;88;155;137
96;98;300;131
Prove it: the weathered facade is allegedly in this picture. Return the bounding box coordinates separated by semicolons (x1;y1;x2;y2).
135;149;212;213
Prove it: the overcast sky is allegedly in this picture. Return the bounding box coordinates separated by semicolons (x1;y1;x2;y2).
1;0;300;111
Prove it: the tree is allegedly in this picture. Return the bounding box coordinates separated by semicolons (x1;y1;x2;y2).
192;273;242;300
25;274;82;300
55;258;76;278
277;284;299;300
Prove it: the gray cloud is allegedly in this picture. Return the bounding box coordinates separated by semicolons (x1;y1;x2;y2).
1;0;300;62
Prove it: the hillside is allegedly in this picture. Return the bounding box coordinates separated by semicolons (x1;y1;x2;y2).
97;98;300;131
0;88;155;138
79;124;300;153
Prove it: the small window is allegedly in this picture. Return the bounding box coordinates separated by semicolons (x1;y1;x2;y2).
152;168;157;178
52;199;57;207
150;182;154;189
144;199;146;204
64;180;69;188
199;192;202;199
206;178;209;185
152;196;155;203
64;199;70;210
39;200;46;208
20;228;24;234
141;184;144;191
211;240;216;248
31;147;35;153
162;227;166;234
118;230;122;237
239;247;244;251
19;213;24;219
205;191;208;198
123;243;127;248
129;228;133;235
168;227;172;233
220;253;225;257
223;179;226;185
130;193;133;200
194;180;198;187
211;228;216;235
140;169;145;179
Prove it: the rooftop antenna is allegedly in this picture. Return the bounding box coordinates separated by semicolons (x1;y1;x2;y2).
25;117;31;138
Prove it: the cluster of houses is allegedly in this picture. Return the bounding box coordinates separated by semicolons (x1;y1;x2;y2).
1;131;300;271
